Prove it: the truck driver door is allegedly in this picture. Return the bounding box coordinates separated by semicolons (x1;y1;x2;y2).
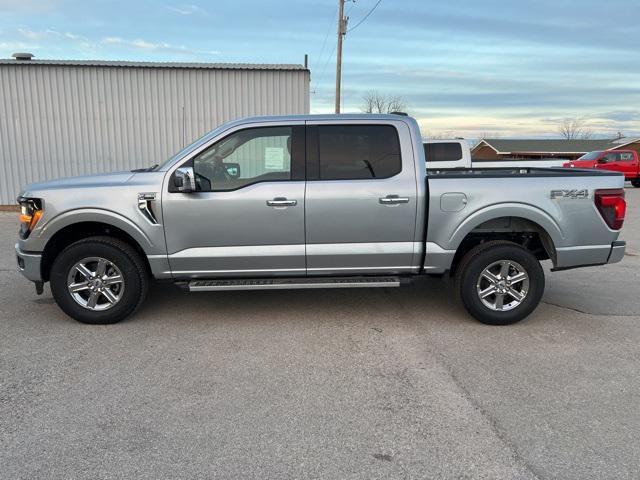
162;123;306;278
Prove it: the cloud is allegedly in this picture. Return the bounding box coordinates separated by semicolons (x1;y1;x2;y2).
16;27;52;40
0;41;39;50
0;0;56;14
102;36;189;53
603;111;640;123
11;27;98;51
101;36;219;56
166;4;208;16
17;27;90;42
6;27;220;58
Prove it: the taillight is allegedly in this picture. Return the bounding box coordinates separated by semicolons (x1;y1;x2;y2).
18;197;43;239
594;189;626;230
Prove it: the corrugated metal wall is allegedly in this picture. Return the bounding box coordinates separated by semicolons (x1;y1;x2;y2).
0;64;310;204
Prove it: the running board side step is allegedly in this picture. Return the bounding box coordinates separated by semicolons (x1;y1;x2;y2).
186;276;407;292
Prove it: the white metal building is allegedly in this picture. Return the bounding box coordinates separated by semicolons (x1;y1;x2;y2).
0;55;310;204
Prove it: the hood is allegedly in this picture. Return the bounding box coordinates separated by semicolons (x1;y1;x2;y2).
20;171;135;197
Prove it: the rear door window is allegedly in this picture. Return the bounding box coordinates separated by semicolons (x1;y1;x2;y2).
317;125;401;180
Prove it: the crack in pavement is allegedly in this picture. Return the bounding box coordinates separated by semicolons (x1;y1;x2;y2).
433;351;544;480
380;289;543;479
542;300;637;317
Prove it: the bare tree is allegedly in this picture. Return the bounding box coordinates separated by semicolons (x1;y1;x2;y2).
361;90;407;114
558;116;593;140
386;95;406;113
421;130;456;140
478;132;500;141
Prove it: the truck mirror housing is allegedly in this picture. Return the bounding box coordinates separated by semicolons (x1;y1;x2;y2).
174;167;196;192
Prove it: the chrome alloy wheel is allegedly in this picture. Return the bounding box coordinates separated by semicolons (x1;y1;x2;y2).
66;257;125;311
476;260;530;312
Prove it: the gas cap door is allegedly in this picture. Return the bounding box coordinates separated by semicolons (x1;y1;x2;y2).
440;192;468;212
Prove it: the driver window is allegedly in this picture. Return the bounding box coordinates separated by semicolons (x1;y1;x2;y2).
193;126;292;191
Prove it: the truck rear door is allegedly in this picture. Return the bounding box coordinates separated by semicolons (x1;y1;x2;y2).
617;151;638;179
304;121;418;275
597;151;636;179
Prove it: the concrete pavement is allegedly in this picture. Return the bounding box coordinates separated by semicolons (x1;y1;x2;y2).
1;187;639;479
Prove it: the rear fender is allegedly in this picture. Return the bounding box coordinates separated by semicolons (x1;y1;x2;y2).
448;203;564;251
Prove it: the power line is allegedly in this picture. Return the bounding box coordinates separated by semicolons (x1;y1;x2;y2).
315;43;337;94
335;0;346;112
315;8;337;75
345;0;357;17
346;0;383;33
311;5;338;94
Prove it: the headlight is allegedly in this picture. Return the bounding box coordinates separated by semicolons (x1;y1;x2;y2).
18;197;43;239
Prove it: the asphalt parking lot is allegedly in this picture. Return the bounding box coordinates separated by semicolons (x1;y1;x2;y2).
1;187;639;479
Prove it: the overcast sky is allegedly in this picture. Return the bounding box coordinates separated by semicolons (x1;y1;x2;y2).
1;0;638;138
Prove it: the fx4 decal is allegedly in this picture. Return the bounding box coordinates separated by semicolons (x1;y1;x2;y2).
550;189;589;200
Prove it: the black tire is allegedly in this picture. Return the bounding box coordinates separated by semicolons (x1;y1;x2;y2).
454;240;544;326
631;179;640;188
50;236;148;324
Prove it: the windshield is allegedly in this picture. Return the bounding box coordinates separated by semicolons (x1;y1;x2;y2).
157;122;233;170
577;151;603;161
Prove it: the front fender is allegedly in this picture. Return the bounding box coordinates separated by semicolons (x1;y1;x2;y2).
28;208;157;254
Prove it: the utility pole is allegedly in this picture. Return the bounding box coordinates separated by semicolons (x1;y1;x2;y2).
335;0;347;113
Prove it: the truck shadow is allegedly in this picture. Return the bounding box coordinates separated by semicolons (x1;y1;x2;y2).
135;276;469;327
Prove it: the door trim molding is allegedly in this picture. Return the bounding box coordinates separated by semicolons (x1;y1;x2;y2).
169;244;305;258
306;241;418;256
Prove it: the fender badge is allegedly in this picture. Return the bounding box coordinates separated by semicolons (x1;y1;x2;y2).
550;189;589;200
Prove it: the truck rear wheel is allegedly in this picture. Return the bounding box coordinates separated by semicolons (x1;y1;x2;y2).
631;179;640;188
455;241;544;325
50;236;148;324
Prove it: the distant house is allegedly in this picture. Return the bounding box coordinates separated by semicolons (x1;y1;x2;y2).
472;138;640;161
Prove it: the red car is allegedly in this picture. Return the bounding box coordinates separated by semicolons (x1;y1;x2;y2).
564;150;640;187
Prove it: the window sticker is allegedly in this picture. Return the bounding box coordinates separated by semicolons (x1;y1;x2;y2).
264;147;285;170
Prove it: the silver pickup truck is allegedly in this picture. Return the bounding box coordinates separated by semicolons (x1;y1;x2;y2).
16;114;627;325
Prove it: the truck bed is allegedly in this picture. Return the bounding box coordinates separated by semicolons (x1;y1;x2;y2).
426;167;623;178
424;165;625;273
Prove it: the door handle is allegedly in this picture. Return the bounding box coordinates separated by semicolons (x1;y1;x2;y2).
267;197;297;207
379;195;410;205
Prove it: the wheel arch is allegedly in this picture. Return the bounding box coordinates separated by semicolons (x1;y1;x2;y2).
449;203;564;249
40;219;152;282
448;206;562;275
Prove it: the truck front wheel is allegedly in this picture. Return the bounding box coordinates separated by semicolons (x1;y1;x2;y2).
631;179;640;188
455;241;545;325
50;236;149;324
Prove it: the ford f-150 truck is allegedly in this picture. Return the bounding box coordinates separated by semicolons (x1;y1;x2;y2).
16;114;627;326
564;150;640;187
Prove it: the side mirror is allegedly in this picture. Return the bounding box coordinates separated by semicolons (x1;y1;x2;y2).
223;162;241;179
597;157;607;164
174;167;196;192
